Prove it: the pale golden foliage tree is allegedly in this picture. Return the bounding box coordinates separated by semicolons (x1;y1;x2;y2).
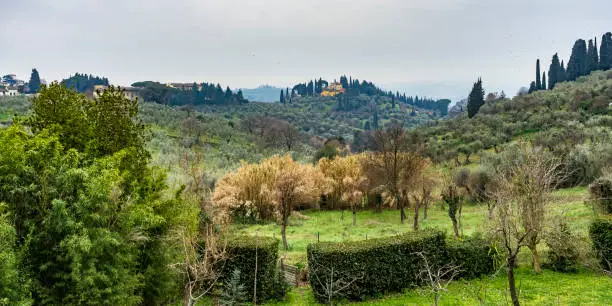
213;155;321;250
212;161;276;222
317;155;368;225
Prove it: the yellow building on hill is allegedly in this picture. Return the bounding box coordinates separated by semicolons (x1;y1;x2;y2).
321;82;345;97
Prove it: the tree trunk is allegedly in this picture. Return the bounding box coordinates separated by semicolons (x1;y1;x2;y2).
183;284;194;306
398;195;406;224
451;217;459;238
507;256;520;306
423;202;428;220
281;221;288;251
529;243;542;274
413;201;420;231
352;206;357;226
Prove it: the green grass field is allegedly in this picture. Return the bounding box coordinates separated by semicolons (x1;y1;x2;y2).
231;187;612;305
233;187;594;265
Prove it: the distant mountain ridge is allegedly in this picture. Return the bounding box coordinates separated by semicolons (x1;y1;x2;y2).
239;85;283;102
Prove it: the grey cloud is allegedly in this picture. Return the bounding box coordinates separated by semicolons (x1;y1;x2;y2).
1;0;610;99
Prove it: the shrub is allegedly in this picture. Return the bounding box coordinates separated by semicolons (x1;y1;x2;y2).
589;177;612;214
221;236;288;303
545;221;581;272
307;230;493;303
589;219;612;271
446;234;495;278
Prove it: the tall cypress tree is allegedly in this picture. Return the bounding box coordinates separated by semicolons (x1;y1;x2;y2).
566;39;588;81
600;32;612;71
29;68;41;93
528;81;537;94
586;39;599;74
280;90;285;104
542;72;546;90
467;78;484;118
548;53;561;90
536;59;542;90
560;60;566;82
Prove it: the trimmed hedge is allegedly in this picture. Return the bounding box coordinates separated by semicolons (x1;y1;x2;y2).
446;234;495;279
589;219;612;270
307;230;493;303
221;236;288;303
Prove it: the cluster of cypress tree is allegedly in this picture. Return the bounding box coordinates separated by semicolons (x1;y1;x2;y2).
290;75;449;114
132;81;247;106
61;73;110;93
531;31;612;91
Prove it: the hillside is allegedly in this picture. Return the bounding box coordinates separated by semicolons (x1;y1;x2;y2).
415;70;612;184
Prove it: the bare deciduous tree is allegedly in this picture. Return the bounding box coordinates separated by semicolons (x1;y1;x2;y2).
490;144;561;306
309;258;363;305
362;125;428;224
415;252;462;306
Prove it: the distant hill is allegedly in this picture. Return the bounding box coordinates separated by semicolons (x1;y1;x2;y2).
239;85;283;102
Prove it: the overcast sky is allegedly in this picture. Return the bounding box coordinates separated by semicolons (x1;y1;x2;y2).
1;0;610;100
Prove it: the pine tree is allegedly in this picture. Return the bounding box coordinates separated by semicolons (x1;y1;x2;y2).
600;32;612;71
467;78;484;118
280;90;285;104
536;59;542;90
542;72;546;90
566;39;588;81
28;68;41;93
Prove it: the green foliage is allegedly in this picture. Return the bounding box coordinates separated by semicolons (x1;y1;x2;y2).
467;78;484;118
220;269;248;306
0;84;189;304
589;176;612;214
567;39;588;81
589;219;612;270
601;32;612;71
545;221;581;273
221;236;287;303
307;229;494;303
61;73;109;93
28;69;41;93
446;234;496;279
0;215;32;306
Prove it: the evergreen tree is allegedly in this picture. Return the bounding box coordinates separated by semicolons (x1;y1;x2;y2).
587;39;599;74
28;68;42;93
600;32;612;71
542;72;546;90
285;88;289;103
280;90;285;104
560;60;566;82
536;59;542;90
467;78;485;118
566;39;588;81
372;108;380;129
528;81;537;94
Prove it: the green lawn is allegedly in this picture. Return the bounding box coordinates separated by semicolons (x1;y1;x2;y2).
230;187;612;305
233;187;595;265
270;268;612;305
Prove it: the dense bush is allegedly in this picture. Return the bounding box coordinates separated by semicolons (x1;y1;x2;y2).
307;230;493;303
221;236;288;303
589;177;612;214
589;219;612;271
446;234;495;278
545;221;581;272
0;215;32;305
